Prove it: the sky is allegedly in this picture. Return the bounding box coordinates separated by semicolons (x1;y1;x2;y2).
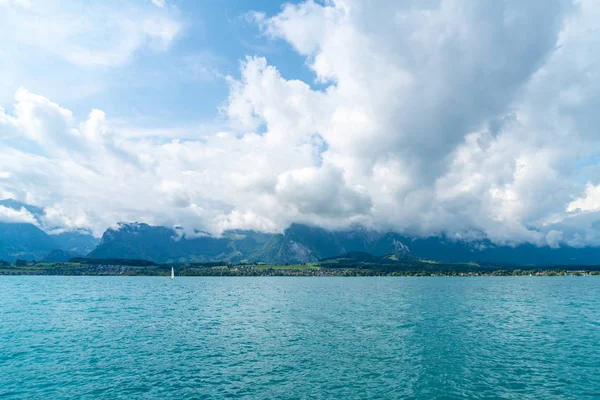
2;0;600;248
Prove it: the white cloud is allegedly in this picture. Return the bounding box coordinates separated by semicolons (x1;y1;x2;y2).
0;205;38;225
568;184;600;212
275;164;372;224
3;0;600;248
0;0;184;106
0;1;182;68
0;0;30;8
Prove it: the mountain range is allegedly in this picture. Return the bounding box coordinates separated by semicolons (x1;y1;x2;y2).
0;199;99;261
3;198;600;265
87;222;600;265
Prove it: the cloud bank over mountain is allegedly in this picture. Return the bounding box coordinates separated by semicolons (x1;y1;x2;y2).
2;0;600;247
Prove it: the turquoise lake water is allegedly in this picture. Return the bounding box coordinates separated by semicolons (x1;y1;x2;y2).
1;277;599;399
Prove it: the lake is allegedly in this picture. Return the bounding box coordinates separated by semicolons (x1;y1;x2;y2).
1;277;599;399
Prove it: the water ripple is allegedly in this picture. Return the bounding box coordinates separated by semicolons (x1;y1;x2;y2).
0;276;599;399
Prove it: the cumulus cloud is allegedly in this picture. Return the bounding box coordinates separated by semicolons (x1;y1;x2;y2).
568;184;600;213
275;165;372;223
2;0;600;248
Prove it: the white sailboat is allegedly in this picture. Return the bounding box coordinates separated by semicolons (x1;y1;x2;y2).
170;267;174;280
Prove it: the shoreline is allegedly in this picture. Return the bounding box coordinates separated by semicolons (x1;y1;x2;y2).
3;260;600;277
1;271;598;277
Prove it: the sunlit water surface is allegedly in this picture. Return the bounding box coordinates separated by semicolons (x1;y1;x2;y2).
1;277;599;399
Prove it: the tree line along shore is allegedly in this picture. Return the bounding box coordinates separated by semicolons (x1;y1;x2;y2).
1;258;599;277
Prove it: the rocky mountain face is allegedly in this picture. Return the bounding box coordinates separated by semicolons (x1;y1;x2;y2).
86;222;411;264
84;222;600;266
247;224;408;264
87;223;272;263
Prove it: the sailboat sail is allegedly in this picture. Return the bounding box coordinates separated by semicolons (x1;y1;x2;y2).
170;267;174;280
